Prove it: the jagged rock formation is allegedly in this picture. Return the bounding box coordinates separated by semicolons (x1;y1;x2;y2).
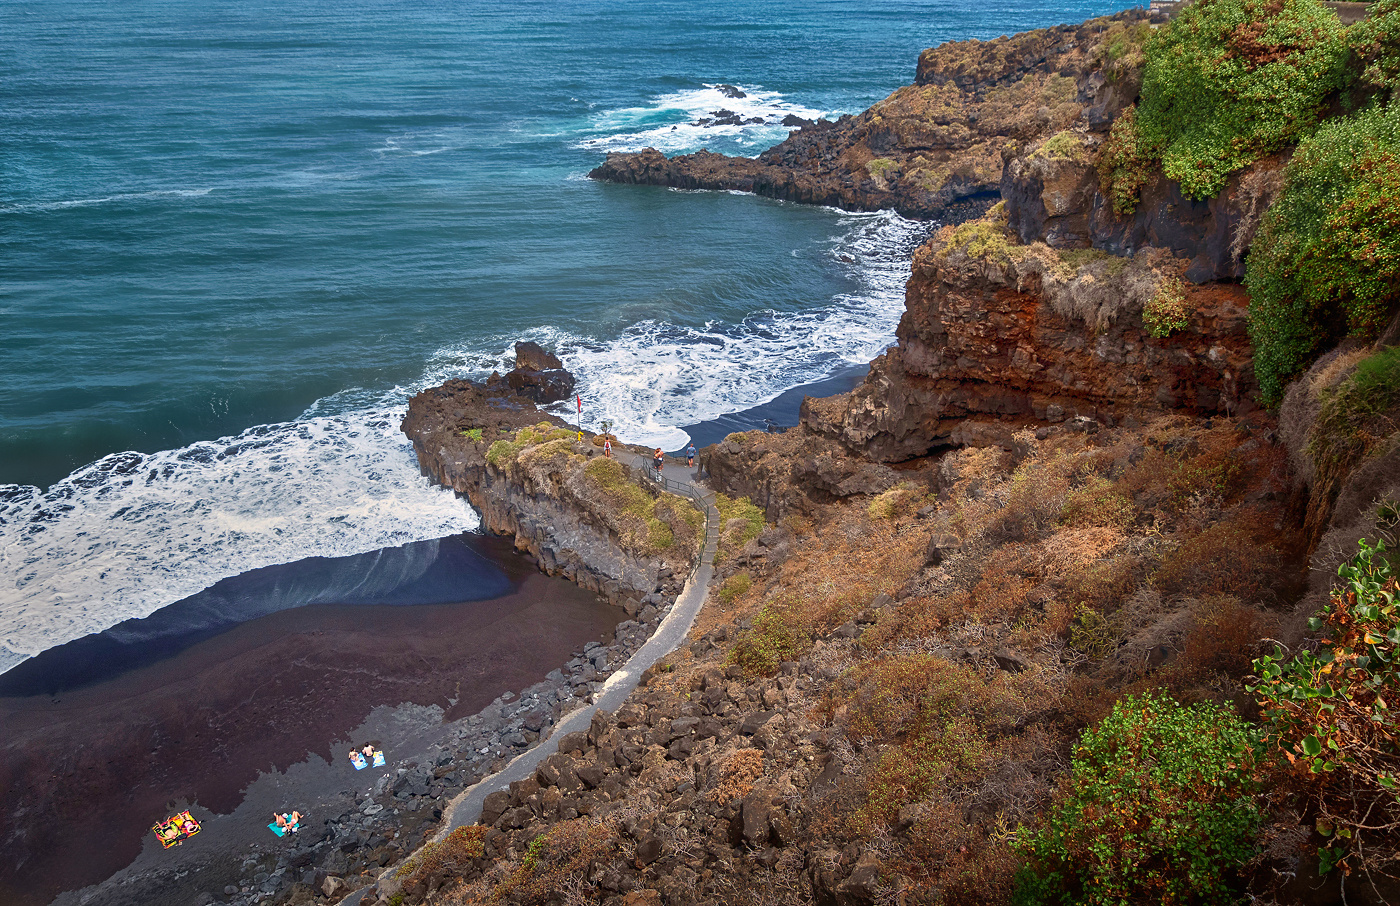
590;12;1154;220
804;232;1258;462
484;341;577;405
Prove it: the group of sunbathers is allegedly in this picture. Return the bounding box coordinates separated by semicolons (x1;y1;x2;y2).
154;741;389;848
349;742;386;770
272;810;302;833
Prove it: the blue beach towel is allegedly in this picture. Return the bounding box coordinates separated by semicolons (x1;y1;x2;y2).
268;822;287;837
350;752;367;770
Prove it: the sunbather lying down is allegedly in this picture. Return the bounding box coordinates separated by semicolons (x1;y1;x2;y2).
273;811;302;832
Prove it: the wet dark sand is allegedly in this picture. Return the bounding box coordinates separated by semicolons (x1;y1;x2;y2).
0;535;619;906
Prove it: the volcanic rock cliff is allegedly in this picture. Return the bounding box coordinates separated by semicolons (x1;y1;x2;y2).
401;380;700;614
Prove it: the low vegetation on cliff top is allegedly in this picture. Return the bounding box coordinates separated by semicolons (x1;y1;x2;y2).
1100;0;1348;212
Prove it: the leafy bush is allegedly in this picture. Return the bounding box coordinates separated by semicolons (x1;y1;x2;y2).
727;605;803;677
459;427;484;443
1249;539;1400;878
1348;0;1400;94
1245;103;1400;403
1142;275;1189;338
1101;0;1348;212
717;571;752;605
1015;693;1262;906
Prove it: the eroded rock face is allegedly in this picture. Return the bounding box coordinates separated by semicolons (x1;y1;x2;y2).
589;12;1153;221
809;237;1257;462
698;428;913;523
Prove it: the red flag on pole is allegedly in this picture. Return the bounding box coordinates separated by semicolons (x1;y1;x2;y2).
576;394;581;414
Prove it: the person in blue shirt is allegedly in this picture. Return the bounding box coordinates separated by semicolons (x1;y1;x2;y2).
685;443;697;468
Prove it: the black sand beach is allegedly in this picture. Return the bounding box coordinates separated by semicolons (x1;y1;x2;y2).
0;535;620;906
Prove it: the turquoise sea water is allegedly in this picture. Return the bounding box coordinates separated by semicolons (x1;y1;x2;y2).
0;0;1137;671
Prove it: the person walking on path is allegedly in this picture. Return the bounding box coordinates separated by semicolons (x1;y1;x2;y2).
603;438;612;458
685;443;696;468
653;447;664;474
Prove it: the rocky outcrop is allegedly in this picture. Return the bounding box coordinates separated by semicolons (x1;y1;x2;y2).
401;381;696;612
804;225;1256;462
484;341;576;405
698;428;917;523
590;12;1154;221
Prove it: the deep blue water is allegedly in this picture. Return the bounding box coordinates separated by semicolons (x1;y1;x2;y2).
0;0;1139;671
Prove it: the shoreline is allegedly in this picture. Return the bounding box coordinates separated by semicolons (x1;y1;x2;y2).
11;362;861;906
2;535;664;906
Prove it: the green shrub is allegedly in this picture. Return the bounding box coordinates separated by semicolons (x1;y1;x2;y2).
728;606;803;677
1245;103;1400;403
714;492;764;562
1102;0;1348;212
1249;539;1400;877
460;427;484;443
1142;275;1189;338
1306;347;1400;497
1349;0;1400;94
1014;693;1261;906
717;571;752;605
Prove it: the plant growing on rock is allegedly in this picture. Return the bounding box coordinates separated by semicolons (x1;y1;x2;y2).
1101;0;1348;212
1014;692;1262;906
727;605;803;677
1142;275;1189;338
1245;103;1400;403
1349;0;1400;95
1249;539;1400;879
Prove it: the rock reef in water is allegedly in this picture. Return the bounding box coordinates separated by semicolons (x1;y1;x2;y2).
589;12;1152;220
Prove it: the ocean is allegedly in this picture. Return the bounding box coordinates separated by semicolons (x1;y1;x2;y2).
0;0;1137;675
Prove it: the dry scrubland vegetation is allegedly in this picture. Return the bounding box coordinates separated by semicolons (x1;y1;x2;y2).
393;414;1400;906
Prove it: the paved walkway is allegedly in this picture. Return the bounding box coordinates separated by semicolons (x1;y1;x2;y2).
341;453;717;905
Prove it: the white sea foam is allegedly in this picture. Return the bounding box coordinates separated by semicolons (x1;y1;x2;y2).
0;410;477;674
420;209;929;451
1;188;214;214
0;188;922;678
575;83;830;156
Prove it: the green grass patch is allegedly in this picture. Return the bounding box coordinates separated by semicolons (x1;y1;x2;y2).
715;492;765;562
1306;346;1400;493
866;157;898;178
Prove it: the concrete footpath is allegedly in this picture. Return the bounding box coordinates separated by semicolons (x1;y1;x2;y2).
342;453;719;905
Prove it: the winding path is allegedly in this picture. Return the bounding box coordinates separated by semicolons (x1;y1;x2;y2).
341;453;718;905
